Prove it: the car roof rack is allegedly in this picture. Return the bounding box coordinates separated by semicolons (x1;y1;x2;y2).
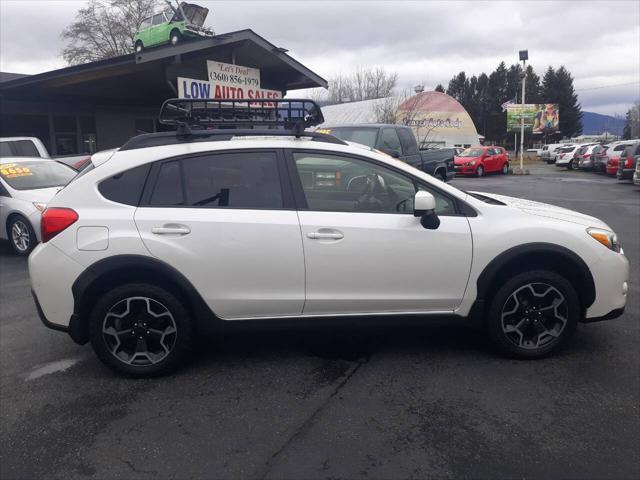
159;98;325;136
119;98;346;151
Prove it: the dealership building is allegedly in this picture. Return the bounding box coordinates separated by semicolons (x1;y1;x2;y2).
0;30;327;156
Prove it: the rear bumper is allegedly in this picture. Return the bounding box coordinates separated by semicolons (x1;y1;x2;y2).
32;289;87;344
582;307;625;323
617;169;634;180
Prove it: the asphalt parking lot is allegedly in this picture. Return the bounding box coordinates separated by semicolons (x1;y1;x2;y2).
1;164;638;480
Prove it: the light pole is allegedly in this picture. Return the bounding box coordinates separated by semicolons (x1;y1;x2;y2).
519;50;528;171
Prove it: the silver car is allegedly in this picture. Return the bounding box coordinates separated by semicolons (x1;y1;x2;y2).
0;157;76;255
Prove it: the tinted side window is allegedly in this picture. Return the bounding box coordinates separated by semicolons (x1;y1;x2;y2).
397;128;418;155
98;164;150;206
150;161;184;206
0;181;10;197
14;140;40;157
149;152;283;209
378;128;402;155
0;142;12;156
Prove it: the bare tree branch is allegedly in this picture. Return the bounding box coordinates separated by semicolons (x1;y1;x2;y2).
61;0;160;65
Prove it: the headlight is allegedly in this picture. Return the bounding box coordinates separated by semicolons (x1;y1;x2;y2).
464;161;475;166
587;227;621;252
33;202;47;212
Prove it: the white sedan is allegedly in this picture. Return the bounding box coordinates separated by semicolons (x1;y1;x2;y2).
0;157;76;255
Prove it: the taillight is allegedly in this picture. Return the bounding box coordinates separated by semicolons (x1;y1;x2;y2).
72;156;90;170
41;208;78;243
583;154;590;159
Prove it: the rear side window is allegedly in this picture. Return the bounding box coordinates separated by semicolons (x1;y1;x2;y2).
397;128;418;155
150;161;183;206
378;128;403;155
98;164;150;206
0;142;12;156
148;151;283;209
13;140;40;157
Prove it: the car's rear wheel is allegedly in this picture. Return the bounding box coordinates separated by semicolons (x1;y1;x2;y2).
170;30;181;46
89;284;194;376
486;270;579;358
476;165;484;177
8;215;36;256
134;40;143;53
501;163;509;174
567;159;574;170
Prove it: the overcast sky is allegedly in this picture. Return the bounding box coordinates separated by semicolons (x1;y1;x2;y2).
1;0;638;115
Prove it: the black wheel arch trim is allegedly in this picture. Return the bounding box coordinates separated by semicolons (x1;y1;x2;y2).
70;254;218;345
475;242;596;309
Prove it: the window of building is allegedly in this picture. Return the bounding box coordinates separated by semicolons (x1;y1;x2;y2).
80;116;97;154
135;119;156;135
54;115;78;155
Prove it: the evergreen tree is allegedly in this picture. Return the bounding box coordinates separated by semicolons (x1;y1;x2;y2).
524;65;542;103
434;84;445;93
485;62;508;142
542;66;582;137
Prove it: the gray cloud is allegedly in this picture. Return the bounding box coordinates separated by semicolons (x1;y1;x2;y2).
1;0;638;115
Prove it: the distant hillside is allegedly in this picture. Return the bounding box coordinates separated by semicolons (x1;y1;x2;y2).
582;111;625;135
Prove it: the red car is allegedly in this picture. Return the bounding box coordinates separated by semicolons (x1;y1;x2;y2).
605;142;634;175
454;146;509;177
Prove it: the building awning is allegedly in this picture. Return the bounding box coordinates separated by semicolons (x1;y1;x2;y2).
0;29;326;107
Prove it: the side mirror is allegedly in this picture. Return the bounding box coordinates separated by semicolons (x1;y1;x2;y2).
413;191;440;230
380;147;400;158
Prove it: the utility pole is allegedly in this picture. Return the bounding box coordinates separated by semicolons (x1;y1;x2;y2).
519;50;528;171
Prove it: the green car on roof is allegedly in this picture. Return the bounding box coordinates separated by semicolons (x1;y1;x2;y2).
133;1;214;53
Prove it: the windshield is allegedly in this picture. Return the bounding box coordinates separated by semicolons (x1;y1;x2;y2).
320;127;378;148
458;148;484;157
0;161;76;190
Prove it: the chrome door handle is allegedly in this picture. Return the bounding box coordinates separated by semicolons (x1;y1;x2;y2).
151;225;191;235
307;231;344;240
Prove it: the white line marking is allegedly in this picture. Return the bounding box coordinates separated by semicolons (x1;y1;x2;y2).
26;357;82;380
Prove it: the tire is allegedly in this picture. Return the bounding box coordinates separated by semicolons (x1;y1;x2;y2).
134;40;143;53
436;169;447;182
501;163;509;174
89;283;194;377
567;159;574;170
8;215;36;256
486;270;579;359
170;30;181;46
476;165;484;177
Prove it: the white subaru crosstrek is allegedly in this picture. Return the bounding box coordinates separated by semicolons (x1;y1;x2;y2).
29;100;629;376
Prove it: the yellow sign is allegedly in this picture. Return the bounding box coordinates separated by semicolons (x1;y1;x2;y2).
0;165;33;178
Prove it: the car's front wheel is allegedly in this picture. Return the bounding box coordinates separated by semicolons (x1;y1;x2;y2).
567;159;574;170
476;165;485;177
170;30;181;46
8;215;36;256
501;163;509;174
134;40;143;53
89;284;194;376
486;270;579;358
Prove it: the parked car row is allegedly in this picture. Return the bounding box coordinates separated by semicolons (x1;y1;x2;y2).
549;140;640;183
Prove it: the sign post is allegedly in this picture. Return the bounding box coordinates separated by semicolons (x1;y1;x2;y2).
518;50;528;173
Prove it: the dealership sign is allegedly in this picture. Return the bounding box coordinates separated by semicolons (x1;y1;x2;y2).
177;61;281;101
507;104;559;133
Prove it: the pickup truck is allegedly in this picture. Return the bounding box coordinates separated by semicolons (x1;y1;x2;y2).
316;124;455;182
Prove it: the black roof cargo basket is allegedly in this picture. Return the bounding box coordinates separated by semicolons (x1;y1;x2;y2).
158;98;325;137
